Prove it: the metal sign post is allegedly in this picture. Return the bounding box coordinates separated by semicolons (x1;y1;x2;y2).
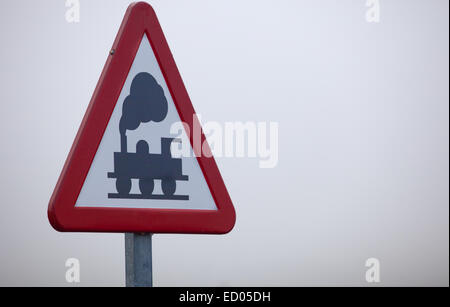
125;233;153;287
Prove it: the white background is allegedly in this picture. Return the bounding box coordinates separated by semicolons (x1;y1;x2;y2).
76;35;217;210
0;0;448;286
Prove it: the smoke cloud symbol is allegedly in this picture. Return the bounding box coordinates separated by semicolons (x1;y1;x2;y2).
119;72;168;135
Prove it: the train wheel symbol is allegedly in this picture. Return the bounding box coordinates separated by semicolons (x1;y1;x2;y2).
161;179;176;196
139;179;154;196
116;177;132;195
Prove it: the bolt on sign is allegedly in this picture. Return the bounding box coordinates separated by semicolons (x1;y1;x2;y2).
48;2;236;234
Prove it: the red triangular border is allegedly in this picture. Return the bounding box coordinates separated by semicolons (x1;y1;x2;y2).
48;2;236;234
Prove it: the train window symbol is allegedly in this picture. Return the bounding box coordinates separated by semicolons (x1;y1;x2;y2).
107;72;189;200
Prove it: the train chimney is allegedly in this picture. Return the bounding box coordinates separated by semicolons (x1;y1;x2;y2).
120;132;127;153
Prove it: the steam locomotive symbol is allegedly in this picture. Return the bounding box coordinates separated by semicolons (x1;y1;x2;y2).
107;72;189;200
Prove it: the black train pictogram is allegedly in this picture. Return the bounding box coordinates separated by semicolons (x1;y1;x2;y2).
108;72;189;200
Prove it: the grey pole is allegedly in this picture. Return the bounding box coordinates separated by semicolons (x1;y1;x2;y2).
125;233;153;287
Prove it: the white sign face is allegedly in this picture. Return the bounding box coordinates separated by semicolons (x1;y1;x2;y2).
75;35;217;210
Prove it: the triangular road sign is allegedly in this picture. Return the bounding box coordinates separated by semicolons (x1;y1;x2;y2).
48;2;235;234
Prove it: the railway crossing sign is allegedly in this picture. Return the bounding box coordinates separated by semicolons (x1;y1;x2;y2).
48;2;235;234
